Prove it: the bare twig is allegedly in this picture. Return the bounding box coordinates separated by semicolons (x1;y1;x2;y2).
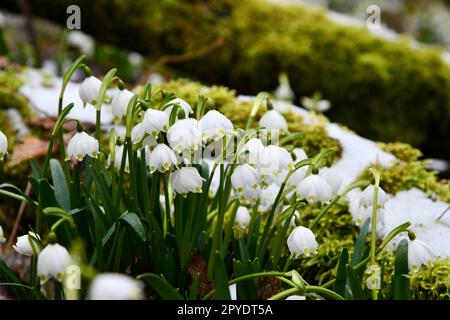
6;182;32;247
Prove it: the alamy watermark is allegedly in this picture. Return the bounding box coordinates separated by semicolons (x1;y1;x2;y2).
66;5;81;30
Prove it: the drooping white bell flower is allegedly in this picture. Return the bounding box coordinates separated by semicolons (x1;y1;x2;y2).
258;183;281;212
297;174;332;204
66;131;99;161
408;238;437;272
37;243;72;284
164;98;193;118
231;164;260;193
289;208;301;228
259;110;288;132
167;118;202;153
319;167;342;195
67;31;95;57
199;110;233;141
234;206;251;232
351;205;385;237
239;138;266;167
13;232;41;256
170;167;204;196
79;76;101;106
285;167;307;191
285;295;306;300
274;73;294;101
0;225;5;243
229;284;237;300
142;135;157;152
111;89;134;121
236;184;262;206
292;148;308;162
302;97;330;112
108;145;129;171
287;226;318;257
262;145;294;176
131;123;146;143
0;130;7;161
148;144;178;173
88;273;144;300
359;185;387;208
142;108;169;137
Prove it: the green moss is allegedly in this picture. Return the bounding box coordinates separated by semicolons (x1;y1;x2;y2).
0;67;24;91
411;258;450;299
378;142;423;162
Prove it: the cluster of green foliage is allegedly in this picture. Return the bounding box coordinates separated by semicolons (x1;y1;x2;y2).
6;0;450;157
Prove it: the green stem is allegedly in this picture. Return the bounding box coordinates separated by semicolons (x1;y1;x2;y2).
369;168;380;300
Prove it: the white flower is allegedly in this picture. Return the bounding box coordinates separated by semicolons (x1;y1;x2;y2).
229;284;237;300
234;206;251;232
13;232;41;256
164;98;193;117
199;110;233;140
0;225;5;243
108;145;129;171
66;131;99;161
111;89;134;121
170;167;204;196
319;167;342;195
259;110;288;132
131;123;146;142
67;31;95;56
287;226;318;257
258;183;281;212
231;164;260;193
148;144;178;173
408;238;437;272
0;130;7;161
359;185;387;208
236;185;262;205
302;97;330;112
289;209;301;228
88;273;144;300
285;167;307;191
297;174;332;204
275;83;294;101
142;135;157;151
79;76;101;106
239;138;266;166
261;145;294;176
167;119;202;153
37;243;72;284
142;108;169;137
292;148;308;162
286;295;306;300
366;265;381;290
351;206;385;237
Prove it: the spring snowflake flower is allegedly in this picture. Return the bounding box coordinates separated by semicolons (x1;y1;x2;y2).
236;185;262;205
287;226;318;257
239;138;266;167
37;243;72;284
164;98;193;117
199;110;233;141
142;108;169;137
285;295;306;300
234;206;251;232
67;31;95;57
66;131;99;161
408;238;437;272
170;167;204;196
231;164;260;193
0;225;5;243
131;123;146;143
148;144;178;173
259;110;288;132
297;174;332;204
14;232;41;256
319;167;342;195
262;145;294;176
285;167;307;191
302;97;330;112
88;273;144;300
359;185;387;208
111;89;134;121
0;130;7;161
79;76;101;106
258;183;281;212
167;118;202;153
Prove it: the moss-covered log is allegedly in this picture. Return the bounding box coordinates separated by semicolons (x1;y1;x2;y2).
2;0;450;158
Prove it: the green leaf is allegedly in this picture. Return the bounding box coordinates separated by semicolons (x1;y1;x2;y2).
50;159;71;210
138;273;183;300
213;252;231;300
0;259;27;299
392;239;410;300
346;266;365;300
334;248;348;297
120;211;147;242
189;272;200;300
28;158;43;179
350;218;370;266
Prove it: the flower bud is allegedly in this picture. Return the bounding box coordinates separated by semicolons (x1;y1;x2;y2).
13;232;41;256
